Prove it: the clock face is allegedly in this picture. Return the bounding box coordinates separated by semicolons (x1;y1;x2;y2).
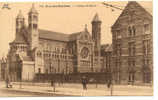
80;47;89;59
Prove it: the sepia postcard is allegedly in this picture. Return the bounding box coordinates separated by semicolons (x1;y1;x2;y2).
0;1;153;96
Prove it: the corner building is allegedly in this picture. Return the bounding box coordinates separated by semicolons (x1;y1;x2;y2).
111;1;153;84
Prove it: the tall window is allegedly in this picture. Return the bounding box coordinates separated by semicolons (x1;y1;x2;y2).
143;58;150;67
132;26;136;36
115;59;121;71
115;59;121;83
143;40;150;55
128;26;132;36
144;24;150;34
129;72;135;82
128;58;135;83
115;30;122;39
116;44;121;56
128;42;135;56
128;26;136;37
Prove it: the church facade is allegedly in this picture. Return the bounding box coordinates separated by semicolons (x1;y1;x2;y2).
7;5;106;81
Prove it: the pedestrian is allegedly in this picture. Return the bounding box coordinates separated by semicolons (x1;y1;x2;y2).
51;79;56;92
107;80;111;89
51;79;55;87
5;78;9;88
82;76;87;90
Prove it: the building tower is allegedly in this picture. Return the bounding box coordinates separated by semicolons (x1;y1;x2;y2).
28;4;39;50
92;13;102;70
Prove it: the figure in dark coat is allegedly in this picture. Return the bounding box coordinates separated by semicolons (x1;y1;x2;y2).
82;76;88;90
6;78;9;88
107;80;111;88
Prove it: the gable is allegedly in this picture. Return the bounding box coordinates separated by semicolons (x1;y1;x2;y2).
112;1;152;29
78;31;92;41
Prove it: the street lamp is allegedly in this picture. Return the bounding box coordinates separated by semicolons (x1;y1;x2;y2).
110;71;113;96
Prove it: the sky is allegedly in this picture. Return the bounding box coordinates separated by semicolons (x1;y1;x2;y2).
0;1;152;58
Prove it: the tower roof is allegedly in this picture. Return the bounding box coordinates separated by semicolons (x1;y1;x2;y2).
92;13;101;22
16;10;24;19
29;4;38;14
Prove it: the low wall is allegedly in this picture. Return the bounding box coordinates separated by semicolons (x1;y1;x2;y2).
33;72;111;84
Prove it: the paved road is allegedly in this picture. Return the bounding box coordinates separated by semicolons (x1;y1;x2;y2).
0;81;153;96
0;81;68;97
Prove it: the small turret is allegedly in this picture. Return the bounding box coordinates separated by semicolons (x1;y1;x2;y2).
16;10;25;33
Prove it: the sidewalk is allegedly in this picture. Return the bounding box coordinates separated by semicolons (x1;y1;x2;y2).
0;81;153;96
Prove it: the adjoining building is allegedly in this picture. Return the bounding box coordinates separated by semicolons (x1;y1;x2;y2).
111;1;153;84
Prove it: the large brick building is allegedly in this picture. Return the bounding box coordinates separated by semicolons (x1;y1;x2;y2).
111;1;153;84
6;5;108;81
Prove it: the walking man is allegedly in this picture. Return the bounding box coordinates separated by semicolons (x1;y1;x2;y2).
82;76;88;90
51;79;55;92
107;80;111;89
5;78;9;88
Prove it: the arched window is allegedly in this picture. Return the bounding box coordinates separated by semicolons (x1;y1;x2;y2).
132;26;136;36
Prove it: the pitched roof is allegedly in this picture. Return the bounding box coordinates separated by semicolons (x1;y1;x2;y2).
39;29;87;42
92;13;101;22
39;29;70;42
112;1;152;28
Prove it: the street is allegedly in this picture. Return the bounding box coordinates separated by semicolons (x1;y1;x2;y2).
0;81;153;96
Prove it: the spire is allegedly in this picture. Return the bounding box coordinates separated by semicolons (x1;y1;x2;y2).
92;13;101;22
84;24;88;32
17;10;24;19
29;3;38;14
